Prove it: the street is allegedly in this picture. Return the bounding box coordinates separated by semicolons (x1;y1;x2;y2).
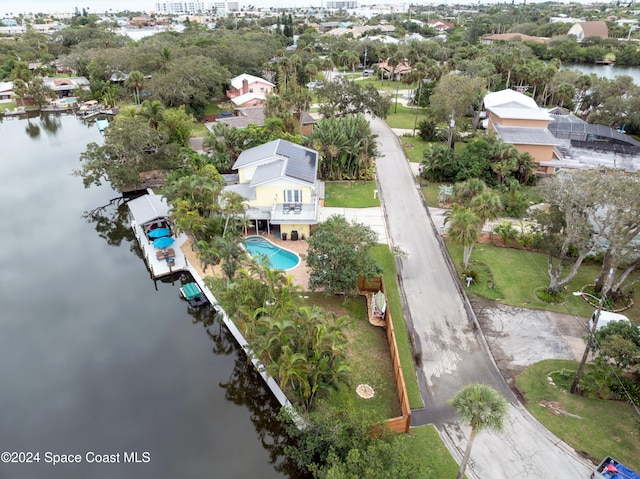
370;117;593;478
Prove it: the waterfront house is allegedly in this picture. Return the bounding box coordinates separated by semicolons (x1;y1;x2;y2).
567;21;608;42
224;139;322;239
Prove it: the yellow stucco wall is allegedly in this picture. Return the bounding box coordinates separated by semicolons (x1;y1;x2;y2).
247;184;313;207
280;224;310;239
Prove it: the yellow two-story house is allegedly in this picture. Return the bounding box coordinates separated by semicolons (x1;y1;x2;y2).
225;139;322;239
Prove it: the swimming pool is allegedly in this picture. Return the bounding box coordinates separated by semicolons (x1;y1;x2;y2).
243;236;300;270
58;97;77;105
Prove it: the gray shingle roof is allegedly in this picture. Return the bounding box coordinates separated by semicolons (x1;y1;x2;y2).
494;124;560;146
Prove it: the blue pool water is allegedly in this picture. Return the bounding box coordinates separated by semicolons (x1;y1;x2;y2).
59;97;77;105
244;236;300;270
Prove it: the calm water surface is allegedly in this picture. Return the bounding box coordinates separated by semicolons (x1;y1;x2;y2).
0;114;295;479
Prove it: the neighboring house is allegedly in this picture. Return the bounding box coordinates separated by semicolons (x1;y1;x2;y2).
225;139;322;239
42;76;90;97
230;92;266;107
567;21;608;41
377;60;412;80
426;20;454;32
481;33;550;44
484;89;560;174
226;74;274;104
0;81;13;101
212;106;315;134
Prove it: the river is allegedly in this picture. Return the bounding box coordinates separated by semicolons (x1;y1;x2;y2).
0;113;296;479
561;63;640;85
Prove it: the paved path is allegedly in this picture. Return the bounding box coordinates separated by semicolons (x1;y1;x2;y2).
370;117;593;479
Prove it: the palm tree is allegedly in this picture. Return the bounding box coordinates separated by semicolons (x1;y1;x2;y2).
447;206;481;269
125;70;144;105
137;100;165;129
469;189;503;234
450;384;508;479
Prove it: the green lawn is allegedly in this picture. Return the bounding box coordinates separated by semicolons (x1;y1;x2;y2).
191;122;210;138
385;104;427;130
303;293;401;420
400;135;430;163
517;359;640;470
409;425;463;477
0;101;17;112
371;244;424;409
445;241;640;321
324;181;380;208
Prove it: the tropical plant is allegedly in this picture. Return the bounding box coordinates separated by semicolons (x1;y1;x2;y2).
306;114;378;181
447;206;481;269
305;215;382;296
450;384;508;479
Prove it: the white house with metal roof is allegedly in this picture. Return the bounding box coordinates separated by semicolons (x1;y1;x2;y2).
225;139;322;239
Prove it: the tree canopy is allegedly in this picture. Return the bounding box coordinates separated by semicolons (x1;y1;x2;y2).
305;215;382;295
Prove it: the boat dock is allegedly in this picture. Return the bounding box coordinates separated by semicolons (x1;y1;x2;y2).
131;219;189;278
128;192;189;279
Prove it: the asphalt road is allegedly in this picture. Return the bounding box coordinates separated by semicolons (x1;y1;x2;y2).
370;117;593;479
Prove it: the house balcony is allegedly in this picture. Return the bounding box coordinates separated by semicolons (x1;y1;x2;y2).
270;196;319;224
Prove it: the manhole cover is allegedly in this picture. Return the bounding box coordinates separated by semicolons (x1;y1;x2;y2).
356;384;375;399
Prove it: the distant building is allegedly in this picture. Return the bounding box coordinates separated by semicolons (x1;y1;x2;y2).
1;19;18;27
155;1;205;14
481;33;549;45
211;1;239;13
567;21;608;42
326;1;357;8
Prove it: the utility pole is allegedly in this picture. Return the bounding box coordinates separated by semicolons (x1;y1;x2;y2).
447;110;455;149
570;268;615;395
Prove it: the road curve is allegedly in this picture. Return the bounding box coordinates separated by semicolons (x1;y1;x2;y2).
370;117;593;478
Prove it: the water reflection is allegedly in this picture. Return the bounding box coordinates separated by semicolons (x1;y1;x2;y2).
80;188;303;478
0;113;297;479
82;197;135;248
40;113;62;136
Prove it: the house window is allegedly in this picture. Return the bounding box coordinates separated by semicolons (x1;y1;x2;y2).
283;189;302;203
260;87;264;92
249;88;254;93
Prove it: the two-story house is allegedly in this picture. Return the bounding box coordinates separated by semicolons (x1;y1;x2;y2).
484;89;560;175
226;74;275;107
225;139;322;239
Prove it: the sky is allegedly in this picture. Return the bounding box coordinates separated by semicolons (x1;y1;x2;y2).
4;0;324;15
2;0;594;16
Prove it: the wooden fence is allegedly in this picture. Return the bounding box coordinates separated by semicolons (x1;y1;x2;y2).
359;276;411;433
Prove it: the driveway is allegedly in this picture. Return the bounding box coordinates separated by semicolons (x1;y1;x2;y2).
370;117;593;478
318;206;387;244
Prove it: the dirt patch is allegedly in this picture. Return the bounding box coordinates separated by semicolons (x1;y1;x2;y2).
539;400;583;419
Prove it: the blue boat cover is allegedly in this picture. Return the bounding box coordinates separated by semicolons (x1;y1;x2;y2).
601;459;640;479
182;283;202;300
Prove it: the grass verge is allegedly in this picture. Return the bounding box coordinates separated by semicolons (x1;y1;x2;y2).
371;244;424;409
517;359;640;470
400;135;431;163
445;240;640;321
324;181;380;208
409;425;462;477
386;103;427;130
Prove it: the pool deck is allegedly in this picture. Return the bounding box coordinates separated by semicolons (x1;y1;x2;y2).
180;232;311;290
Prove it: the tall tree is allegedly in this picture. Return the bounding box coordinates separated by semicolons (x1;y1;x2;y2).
446;206;481;269
125;70;144;105
450;384;508;479
304;215;382;295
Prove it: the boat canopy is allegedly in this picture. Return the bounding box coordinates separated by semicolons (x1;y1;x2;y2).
181;282;202;301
